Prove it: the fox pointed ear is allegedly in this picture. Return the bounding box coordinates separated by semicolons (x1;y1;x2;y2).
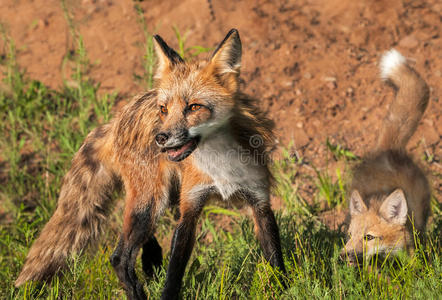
349;190;367;216
153;35;184;79
379;189;408;225
207;29;242;93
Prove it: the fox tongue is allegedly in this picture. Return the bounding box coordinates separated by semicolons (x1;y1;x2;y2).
167;140;194;159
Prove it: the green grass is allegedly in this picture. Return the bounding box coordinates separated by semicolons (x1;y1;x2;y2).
0;18;441;300
134;4;156;89
132;5;212;89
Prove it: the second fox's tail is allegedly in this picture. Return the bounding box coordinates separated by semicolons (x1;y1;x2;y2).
377;49;430;151
15;125;120;287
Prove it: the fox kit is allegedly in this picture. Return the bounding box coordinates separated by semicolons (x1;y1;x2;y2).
341;49;431;265
14;29;286;299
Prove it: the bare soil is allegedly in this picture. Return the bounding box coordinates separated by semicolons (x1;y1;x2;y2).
0;0;440;213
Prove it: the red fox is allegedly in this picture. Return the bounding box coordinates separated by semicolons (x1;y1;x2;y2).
14;29;286;299
341;49;431;265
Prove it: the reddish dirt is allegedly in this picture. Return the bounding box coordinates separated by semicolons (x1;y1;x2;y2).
0;0;440;215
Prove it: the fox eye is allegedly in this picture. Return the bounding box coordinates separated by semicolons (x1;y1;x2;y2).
364;234;375;241
189;104;202;111
160;106;168;114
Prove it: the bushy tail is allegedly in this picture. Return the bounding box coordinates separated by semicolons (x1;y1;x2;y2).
377;49;430;151
15;125;120;287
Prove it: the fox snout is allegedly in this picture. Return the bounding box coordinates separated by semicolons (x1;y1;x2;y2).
155;133;169;145
340;248;363;266
155;128;189;148
155;128;200;162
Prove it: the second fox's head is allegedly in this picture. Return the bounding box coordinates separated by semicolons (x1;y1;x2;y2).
340;189;409;266
153;29;241;162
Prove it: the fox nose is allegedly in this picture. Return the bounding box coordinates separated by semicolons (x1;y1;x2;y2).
339;251;347;262
340;251;359;266
155;133;169;145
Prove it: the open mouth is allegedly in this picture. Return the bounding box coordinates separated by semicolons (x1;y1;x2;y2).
163;136;200;162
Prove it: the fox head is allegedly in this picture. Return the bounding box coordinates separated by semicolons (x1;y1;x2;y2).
152;29;241;161
341;189;409;265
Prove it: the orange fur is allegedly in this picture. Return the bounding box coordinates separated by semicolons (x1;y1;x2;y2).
341;50;431;265
15;29;285;299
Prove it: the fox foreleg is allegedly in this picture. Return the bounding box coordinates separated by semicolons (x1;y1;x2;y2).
110;201;158;300
246;190;286;276
161;191;209;300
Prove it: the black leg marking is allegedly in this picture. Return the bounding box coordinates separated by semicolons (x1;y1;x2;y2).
251;203;286;275
160;187;212;299
239;190;286;276
161;217;197;300
141;235;163;278
110;205;155;300
110;235;147;300
161;209;205;300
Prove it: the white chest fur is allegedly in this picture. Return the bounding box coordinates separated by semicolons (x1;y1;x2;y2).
192;130;268;201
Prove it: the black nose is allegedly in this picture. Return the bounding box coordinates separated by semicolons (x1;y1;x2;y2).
341;252;360;265
339;252;347;261
155;133;169;145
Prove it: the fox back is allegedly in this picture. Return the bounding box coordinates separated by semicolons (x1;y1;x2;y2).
342;50;431;265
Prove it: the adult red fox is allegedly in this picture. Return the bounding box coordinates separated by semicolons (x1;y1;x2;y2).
341;49;431;265
15;29;286;299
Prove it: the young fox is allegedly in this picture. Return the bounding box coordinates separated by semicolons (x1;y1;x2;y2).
341;49;431;265
15;29;286;299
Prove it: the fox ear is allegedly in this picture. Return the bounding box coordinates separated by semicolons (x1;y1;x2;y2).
349;190;367;216
153;35;184;79
379;189;408;225
207;29;242;93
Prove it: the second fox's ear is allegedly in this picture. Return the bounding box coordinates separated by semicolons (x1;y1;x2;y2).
153;35;184;79
349;190;368;216
379;189;408;225
207;29;242;93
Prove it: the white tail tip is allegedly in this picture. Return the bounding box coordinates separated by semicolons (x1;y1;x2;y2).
380;49;406;80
